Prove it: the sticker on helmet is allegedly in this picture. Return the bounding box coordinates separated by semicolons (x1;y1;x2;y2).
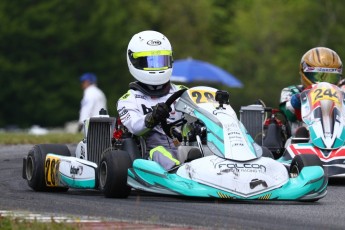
147;40;162;46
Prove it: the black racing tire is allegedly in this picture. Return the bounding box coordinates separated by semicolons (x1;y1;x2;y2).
25;144;71;192
290;154;323;178
99;149;131;198
261;146;274;159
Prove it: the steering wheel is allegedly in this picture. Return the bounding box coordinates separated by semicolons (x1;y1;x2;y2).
161;88;187;138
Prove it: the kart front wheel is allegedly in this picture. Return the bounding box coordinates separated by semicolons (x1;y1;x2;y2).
24;144;71;192
99;150;131;198
290;154;322;178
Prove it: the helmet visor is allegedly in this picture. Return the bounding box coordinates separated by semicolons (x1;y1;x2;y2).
304;72;342;85
303;65;342;85
129;50;172;71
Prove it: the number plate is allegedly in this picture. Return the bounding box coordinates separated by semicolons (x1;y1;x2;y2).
310;86;341;106
188;90;216;104
45;154;60;187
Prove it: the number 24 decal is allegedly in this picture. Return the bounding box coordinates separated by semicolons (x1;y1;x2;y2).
313;88;337;100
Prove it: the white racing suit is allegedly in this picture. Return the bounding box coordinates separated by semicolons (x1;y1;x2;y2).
117;82;186;170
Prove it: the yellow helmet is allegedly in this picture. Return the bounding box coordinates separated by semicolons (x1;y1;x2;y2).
300;47;343;88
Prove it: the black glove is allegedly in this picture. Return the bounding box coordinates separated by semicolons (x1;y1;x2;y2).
145;103;171;128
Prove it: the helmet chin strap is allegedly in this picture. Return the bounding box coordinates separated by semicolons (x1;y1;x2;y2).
146;84;164;90
129;81;171;97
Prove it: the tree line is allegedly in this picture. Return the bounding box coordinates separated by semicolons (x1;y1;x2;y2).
1;0;344;128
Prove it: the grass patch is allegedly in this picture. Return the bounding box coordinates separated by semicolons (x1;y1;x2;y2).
0;216;78;230
0;133;83;145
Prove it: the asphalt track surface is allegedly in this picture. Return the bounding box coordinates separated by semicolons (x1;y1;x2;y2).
1;144;345;229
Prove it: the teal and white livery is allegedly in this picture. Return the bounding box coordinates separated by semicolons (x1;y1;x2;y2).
126;86;327;201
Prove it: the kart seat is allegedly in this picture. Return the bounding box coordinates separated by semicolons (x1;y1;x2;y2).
291;126;309;144
295;126;309;138
262;123;284;158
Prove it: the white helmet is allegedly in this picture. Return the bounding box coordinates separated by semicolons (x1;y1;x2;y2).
127;30;173;86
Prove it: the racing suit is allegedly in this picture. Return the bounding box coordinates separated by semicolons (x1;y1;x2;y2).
279;85;305;137
117;82;186;170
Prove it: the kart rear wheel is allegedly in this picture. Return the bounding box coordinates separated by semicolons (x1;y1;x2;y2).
290;154;322;178
99;150;131;198
25;144;71;192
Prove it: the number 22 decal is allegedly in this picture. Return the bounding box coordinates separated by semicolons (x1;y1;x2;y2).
190;90;215;104
45;155;59;187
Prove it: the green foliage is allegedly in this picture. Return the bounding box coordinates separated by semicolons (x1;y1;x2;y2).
213;0;345;112
1;0;345;128
161;0;215;60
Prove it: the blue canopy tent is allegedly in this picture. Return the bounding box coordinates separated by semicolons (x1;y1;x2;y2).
171;58;243;88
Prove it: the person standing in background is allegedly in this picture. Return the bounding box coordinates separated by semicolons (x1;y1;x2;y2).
78;72;107;131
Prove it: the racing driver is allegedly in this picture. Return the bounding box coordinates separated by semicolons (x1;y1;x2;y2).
279;47;343;137
117;30;187;170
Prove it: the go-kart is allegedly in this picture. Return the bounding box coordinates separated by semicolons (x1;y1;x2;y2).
22;86;327;201
106;86;326;201
278;82;345;178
